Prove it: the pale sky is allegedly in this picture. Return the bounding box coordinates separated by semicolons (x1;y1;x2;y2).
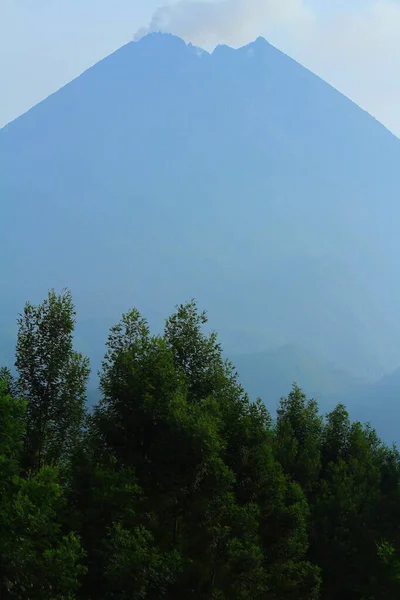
2;0;400;135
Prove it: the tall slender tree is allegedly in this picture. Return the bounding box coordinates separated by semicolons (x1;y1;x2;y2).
15;289;90;471
275;384;323;493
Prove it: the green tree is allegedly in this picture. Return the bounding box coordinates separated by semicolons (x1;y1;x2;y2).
275;384;323;493
102;523;181;600
0;378;25;487
93;307;236;598
15;289;90;471
162;302;320;599
310;413;384;599
0;376;86;599
320;403;351;471
0;367;17;397
9;292;400;599
164;299;229;403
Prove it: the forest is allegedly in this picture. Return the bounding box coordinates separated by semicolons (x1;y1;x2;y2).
1;288;400;599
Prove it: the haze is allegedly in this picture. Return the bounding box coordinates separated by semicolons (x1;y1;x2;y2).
2;0;400;135
3;4;400;599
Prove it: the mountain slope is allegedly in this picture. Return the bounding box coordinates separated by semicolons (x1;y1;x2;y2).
345;369;400;445
231;346;400;446
1;32;400;380
231;345;362;411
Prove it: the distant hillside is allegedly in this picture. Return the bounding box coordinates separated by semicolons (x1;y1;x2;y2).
231;346;400;445
345;369;400;445
231;345;361;410
2;32;400;385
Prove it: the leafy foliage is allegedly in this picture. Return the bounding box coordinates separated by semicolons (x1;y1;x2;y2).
1;289;400;599
15;289;90;470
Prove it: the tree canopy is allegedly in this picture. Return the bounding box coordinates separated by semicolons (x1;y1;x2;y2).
1;290;400;599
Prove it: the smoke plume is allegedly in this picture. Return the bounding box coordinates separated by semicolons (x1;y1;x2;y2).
134;0;400;136
134;0;314;50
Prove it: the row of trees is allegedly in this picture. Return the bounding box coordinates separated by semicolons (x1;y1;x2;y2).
1;289;400;598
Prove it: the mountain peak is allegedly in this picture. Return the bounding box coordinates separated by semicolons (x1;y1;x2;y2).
253;36;272;47
2;28;400;386
135;31;187;48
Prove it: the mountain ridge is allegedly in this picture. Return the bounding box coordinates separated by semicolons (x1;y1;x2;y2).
2;31;400;407
2;32;397;140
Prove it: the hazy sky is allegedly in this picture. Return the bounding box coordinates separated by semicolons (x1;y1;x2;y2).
2;0;400;135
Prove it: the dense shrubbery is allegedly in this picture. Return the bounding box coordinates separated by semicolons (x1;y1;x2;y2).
1;289;400;599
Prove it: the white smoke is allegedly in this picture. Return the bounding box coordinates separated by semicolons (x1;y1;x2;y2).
135;0;400;136
134;0;315;51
